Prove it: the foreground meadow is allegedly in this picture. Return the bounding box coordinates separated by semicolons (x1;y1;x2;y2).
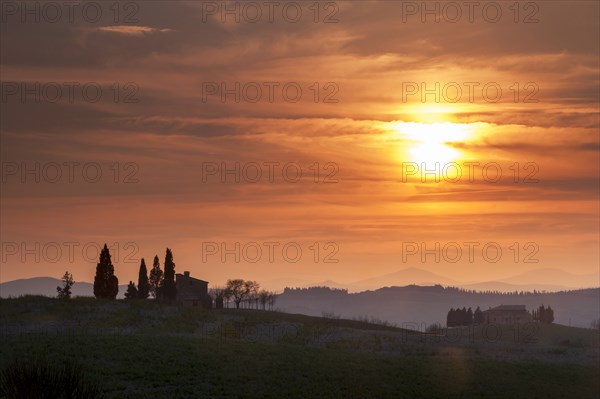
1;297;598;398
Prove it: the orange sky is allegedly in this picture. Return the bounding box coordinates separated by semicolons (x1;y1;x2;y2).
1;1;598;289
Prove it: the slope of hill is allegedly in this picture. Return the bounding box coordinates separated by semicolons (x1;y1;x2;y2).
302;280;360;291
460;281;570;293
276;285;600;328
349;267;458;290
0;277;127;299
3;277;599;328
0;296;598;398
499;268;600;289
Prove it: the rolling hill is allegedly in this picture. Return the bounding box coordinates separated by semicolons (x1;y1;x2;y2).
0;296;598;398
0;277;128;299
276;285;600;328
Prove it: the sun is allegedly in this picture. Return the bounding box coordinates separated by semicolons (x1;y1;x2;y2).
393;121;472;166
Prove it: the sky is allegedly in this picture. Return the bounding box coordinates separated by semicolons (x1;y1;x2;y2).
1;1;599;290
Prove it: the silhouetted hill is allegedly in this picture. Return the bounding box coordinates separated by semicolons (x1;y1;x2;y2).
460;281;570;292
349;267;458;290
3;277;599;328
499;268;600;289
1;296;598;398
277;285;600;328
297;267;599;293
0;277;127;299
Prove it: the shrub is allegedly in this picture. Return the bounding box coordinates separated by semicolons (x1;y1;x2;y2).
426;323;443;333
321;311;340;319
0;358;103;399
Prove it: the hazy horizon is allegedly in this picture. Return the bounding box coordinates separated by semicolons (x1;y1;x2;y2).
2;265;599;295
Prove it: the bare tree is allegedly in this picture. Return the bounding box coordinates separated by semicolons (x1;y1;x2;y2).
258;290;270;310
244;280;260;309
223;288;232;308
226;279;250;309
267;291;277;311
209;286;226;309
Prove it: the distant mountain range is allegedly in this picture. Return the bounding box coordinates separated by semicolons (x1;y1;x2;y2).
297;267;600;293
2;268;598;301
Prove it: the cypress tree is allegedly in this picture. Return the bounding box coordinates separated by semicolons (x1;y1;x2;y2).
546;306;554;323
539;305;546;323
162;248;177;301
447;308;455;327
148;255;163;298
93;244;119;299
474;306;483;324
137;258;150;299
125;281;138;299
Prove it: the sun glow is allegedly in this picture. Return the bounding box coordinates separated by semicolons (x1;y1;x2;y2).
393;121;473;165
400;103;469;123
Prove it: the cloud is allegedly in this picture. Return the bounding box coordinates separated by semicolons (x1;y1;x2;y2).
1;0;598;284
96;26;173;35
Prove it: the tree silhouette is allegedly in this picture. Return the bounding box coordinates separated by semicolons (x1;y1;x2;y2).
223;288;232;308
244;280;260;309
446;307;476;327
137;258;150;299
210;286;225;309
226;279;249;309
148;255;163;298
473;306;484;324
267;291;276;311
161;248;177;301
446;308;455;327
546;306;555;323
125;281;138;299
259;289;270;310
56;271;74;299
93;244;119;299
534;304;555;323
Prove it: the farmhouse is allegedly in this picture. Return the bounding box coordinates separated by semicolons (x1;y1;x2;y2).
175;271;212;308
483;305;532;324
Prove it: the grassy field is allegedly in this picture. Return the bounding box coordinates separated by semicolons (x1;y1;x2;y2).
1;297;599;398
